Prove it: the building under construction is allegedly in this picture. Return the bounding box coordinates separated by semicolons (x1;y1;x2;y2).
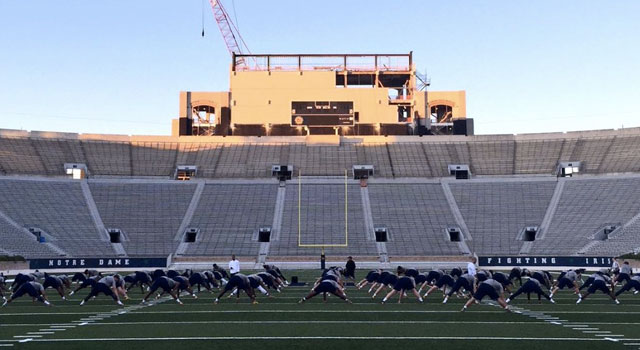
173;52;469;137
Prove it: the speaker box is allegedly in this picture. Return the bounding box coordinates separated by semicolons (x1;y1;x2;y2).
453;118;474;136
179;117;192;136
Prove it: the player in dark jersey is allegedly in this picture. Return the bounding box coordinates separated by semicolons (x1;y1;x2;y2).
443;272;476;303
72;272;87;284
189;271;214;293
614;274;640;297
2;281;51;307
256;272;281;292
577;272;619;304
69;275;100;295
152;269;166;281
42;274;70;300
417;269;444;293
356;270;381;291
170;275;198;298
311;268;344;290
10;272;36;290
80;275;124;306
125;271;153;293
461;278;509;312
475;270;492;282
229;274;272;298
612;262;633;294
142;276;183;305
403;267;420;279
371;271;398;299
508;267;524;286
203;270;226;288
579;270;607;291
381;268;423;304
491;272;513;293
550;269;581;298
166;270;182;279
299;278;351;304
84;269;99;277
263;264;288;285
423;271;455;300
506;277;555;304
214;274;257;304
212;264;229;280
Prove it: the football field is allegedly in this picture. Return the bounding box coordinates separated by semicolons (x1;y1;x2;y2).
1;270;639;350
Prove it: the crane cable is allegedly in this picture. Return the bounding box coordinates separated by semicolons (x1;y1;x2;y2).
201;0;205;37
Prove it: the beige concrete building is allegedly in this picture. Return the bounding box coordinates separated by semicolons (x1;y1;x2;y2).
173;52;468;137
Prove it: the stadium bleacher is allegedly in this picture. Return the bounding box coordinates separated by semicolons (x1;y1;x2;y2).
2;127;640;261
449;179;556;255
270;183;377;257
185;183;277;256
368;183;465;257
0;178;115;256
2;128;640;178
89;181;196;256
529;176;640;255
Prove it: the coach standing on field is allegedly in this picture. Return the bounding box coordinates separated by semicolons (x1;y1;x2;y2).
229;255;240;276
345;256;356;281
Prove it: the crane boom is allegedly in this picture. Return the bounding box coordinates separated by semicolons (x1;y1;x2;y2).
208;0;250;66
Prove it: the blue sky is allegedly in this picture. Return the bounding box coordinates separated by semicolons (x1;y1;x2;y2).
1;1;639;135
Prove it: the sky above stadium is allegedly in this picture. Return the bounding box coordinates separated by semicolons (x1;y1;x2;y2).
1;1;639;136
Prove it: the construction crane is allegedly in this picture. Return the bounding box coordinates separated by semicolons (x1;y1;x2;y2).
206;0;251;67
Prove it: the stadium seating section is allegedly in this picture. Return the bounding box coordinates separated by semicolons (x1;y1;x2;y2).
2;127;640;260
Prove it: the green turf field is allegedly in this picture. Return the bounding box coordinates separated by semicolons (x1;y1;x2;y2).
1;270;639;350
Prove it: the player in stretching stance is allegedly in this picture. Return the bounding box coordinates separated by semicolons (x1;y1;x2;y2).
371;270;398;299
614;274;640;297
443;271;475;304
2;281;51;307
299;278;351;304
506;276;555;304
461;278;509;312
381;267;423;304
42;273;70;300
577;272;619;304
141;276;184;305
214;274;258;304
423;271;455;300
80;275;124;306
549;269;581;298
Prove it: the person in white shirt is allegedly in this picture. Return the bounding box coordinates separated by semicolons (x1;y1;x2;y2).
612;257;620;280
467;257;477;277
229;255;240;276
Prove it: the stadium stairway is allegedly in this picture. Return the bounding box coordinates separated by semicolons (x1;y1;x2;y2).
441;181;473;249
360;185;388;262
174;181;205;256
81;181;124;256
535;178;566;240
256;184;287;265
